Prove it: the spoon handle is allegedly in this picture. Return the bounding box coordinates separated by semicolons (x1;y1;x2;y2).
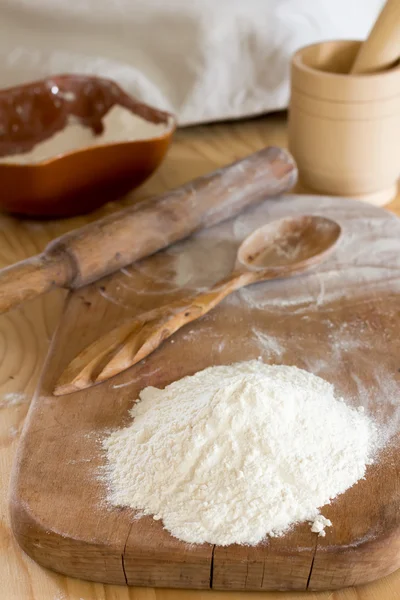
54;270;256;395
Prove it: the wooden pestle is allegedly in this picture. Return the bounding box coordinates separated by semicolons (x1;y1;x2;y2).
0;146;297;315
350;0;400;74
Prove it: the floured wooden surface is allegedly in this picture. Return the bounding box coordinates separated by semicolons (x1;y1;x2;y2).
10;194;400;591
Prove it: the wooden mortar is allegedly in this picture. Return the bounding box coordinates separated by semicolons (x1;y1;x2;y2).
289;40;400;206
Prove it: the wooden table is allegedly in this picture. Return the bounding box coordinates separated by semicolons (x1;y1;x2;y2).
0;112;399;600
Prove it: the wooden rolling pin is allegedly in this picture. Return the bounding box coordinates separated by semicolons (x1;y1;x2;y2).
350;0;400;74
0;146;297;314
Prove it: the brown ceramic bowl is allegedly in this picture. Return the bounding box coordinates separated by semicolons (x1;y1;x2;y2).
0;75;176;217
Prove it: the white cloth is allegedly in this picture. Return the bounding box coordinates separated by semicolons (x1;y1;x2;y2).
0;0;384;125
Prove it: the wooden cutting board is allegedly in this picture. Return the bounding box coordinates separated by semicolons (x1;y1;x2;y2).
10;194;400;592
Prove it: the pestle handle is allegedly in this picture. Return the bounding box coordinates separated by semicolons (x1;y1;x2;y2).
0;146;297;315
350;0;400;74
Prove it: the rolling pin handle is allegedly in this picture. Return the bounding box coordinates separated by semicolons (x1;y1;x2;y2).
0;254;72;314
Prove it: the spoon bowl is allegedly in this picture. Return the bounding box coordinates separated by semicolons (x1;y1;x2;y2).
237;215;341;271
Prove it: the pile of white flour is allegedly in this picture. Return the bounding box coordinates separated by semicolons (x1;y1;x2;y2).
103;361;377;546
0;105;169;164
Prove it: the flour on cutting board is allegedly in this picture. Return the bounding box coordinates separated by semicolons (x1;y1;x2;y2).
103;361;377;546
111;365;162;390
311;515;332;537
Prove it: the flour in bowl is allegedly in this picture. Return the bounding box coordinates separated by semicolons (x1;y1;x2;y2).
0;105;170;164
103;361;377;546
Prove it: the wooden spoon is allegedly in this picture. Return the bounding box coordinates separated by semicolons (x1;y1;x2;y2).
54;215;341;395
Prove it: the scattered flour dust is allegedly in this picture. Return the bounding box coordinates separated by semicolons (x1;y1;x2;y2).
103;360;377;546
0;392;27;408
0;105;171;164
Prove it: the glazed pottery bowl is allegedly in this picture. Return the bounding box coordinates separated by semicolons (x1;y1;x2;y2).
0;75;176;217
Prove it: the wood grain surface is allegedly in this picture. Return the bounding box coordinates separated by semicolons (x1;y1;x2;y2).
1;112;400;599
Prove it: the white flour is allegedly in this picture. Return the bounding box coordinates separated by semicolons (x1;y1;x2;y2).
0;104;170;164
103;360;377;546
311;514;332;537
0;392;27;408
